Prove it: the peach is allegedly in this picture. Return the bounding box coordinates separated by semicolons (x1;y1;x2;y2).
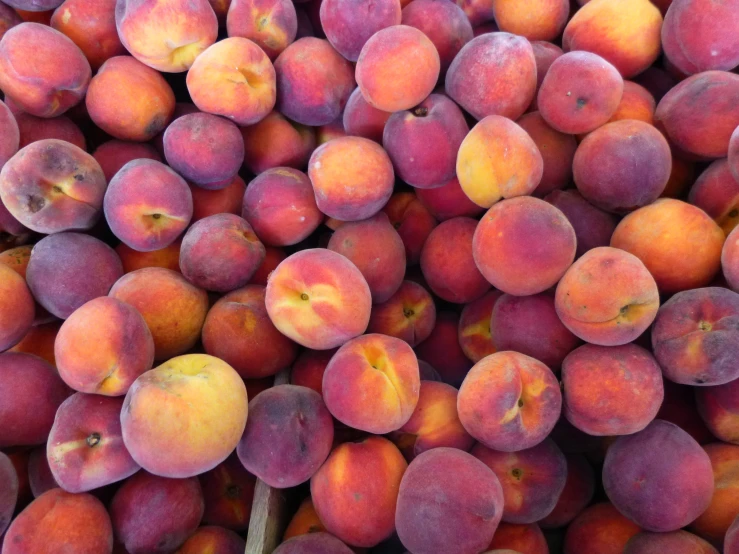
93;140;161;182
308;136;394;221
104;159;192;252
342;87;392;144
539;454;595;528
0;262;33;351
531;40;563;101
202;284;298;379
473;196;576;296
654;71;739;159
368;280;436;347
187;37;276;126
323;333;420;433
311;436;407;547
242;168;322;246
458;351;562;452
624;531;719;554
492;293;581;370
730;126;739;182
0;3;21;42
488;524;548;553
0;197;28;238
110;471;204;554
191;176;246;223
456;116;544;208
382;192;438;265
611;199;725;293
9;321;60;367
562;344;664;435
290;349;335;395
283;498;327;539
237;384;334;487
265;248;372;349
603;420;714;532
492;0;569;41
226;0;297;60
275;37;354;125
241;110;316;174
0;22;90;117
109;267;209;360
0;99;19;170
51;0;125;69
176;526;245;554
199;454;255;532
416;311;472;387
518;111;577;198
320;0;400;61
689;159;739;236
698;378;739;445
563;503;642;554
0;139;106;234
121;354;248;478
14;112;85;151
458;290;502;363
0;452;18;535
274;533;353;554
724;226;739;292
250;245;286;285
416;177;484;221
115;0;217;72
453;0;494;26
555;247;660;346
2;489;112;554
562;0;662;78
537;51;624;135
662;152;696;199
573;119;671;213
116;240;181;274
0;243;29;276
473;438;567;524
356;25;439;113
395;448;504;554
609;81;656;124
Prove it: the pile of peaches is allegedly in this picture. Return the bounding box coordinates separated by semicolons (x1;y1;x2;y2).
1;0;739;553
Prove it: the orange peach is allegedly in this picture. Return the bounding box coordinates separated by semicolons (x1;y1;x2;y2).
14;112;86;151
199;454;256;532
416;177;485;221
564;502;642;554
690;443;739;544
382;192;438;265
368;280;436;347
92;140;161;182
609;80;656;124
416;311;472;387
0;261;34;351
191;176;246;223
689;159;739;236
488;523;548;554
116;239;182;274
283;497;327;539
320;0;400;61
342;87;392;144
624;531;719;553
8;320;60;366
226;0;298;60
458;290;502;363
176;526;245;554
241;110;316;174
0;243;29;276
492;0;569;41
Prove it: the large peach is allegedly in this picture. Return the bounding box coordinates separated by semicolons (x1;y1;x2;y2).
320;0;400;61
199;454;255;532
368;280;436;347
0;262;33;351
689;159;739;236
226;0;297;60
382;192;438;265
458;290;502;363
241;110;316;174
563;503;642;554
92;140;162;182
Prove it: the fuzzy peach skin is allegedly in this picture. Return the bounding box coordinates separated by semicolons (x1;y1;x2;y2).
563;502;642;554
473;196;576;296
445;32;536;121
654;71;739;159
458;351;562;452
342;87;391;144
14;113;86;151
241;110;316;174
488;523;548;553
275;533;354;554
308;136;394;222
203;285;298;379
562;344;664;436
603;420;714;532
0;23;90;117
323;333;421;434
0;262;34;352
320;0;400;62
696;378;739;445
562;0;662;78
458;290;502;363
382;192;438;265
86;56;175;141
0;3;21;41
242;167;323;246
191;176;246;223
368;280;436;347
492;0;569;41
176;526;245;554
416;177;484;221
283;497;327;539
115;0;217;72
356;25;439;113
689;159;739;236
0;139;106;234
724;226;739;293
199;454;255;532
2;489;112;554
109;268;209;360
116;239;181;274
275;37;354;126
473;438;567;524
544;191;616;258
555;247;660;346
93;140;161;182
311;436;407;547
609;81;655;124
518;112;576;198
0;99;19;169
457;116;544;208
396;448;504;554
227;0;297;60
121;354;248;478
104;159;193;253
625;531;719;554
611;199;725;293
539;454;596;529
55;297;154;396
187;37;276;126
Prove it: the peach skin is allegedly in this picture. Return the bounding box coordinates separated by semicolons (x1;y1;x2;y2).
226;0;298;60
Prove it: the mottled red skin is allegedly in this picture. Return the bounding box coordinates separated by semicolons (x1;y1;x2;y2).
416;177;484;221
487;523;548;553
2;489;112;554
0;263;33;351
104;159;193;253
564;502;641;554
416;311;472;387
657;381;715;445
202;285;298;379
458;351;562;452
163;113;244;189
624;531;719;554
0;23;90;117
538;51;624;134
26;233;123;319
110;471;204;554
92;140;161;182
250;245;286;286
199;454;255;532
176;526;245;554
540;454;595;528
689;159;739;236
311;437;407;548
690;443;739;545
86;56;175;142
368;280;436;347
726;515;739;554
382;192;438;265
274;533;354;554
383;94;468;189
0;139;106;234
655;71;739;159
237;385;334;488
458;290;501;364
275;37;354;126
603;420;714;532
445;32;536;121
0;99;19;170
241;111;316;174
473;197;577;296
342;87;391;144
190;176;245;224
290;349;335;395
562;343;664;436
320;0;400;61
0;3;21;42
55;296;154;396
0;452;18;535
421;217;490;304
116;240;181;274
396;448;504;554
15;113;86;151
517;112;576;197
226;0;298;60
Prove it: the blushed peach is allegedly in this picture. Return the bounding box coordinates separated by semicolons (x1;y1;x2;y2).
416;177;484;221
199;454;256;532
458;351;562;452
191;176;246;223
368;280;436;347
356;25;439;113
690;443;739;544
320;0;400;62
625;531;719;554
382;192;438;265
0;262;33;351
176;526;245;554
696;378;739;445
241;110;316;174
689;159;739;236
488;523;548;553
416;311;472;387
250;245;286;285
116;239;181;274
539;454;595;528
563;503;642;554
342;87;391;144
492;0;569;41
226;0;297;60
275;533;353;554
14;112;85;151
458;290;502;363
609;81;655;124
92;140;161;182
290;349;335;395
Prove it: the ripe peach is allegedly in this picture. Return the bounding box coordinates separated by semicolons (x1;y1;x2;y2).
0;243;29;276
382;192;438;265
199;454;255;532
116;240;181;274
7;320;59;367
416;311;472;387
275;533;353;554
342;87;392;144
609;81;656;124
624;531;719;554
539;454;595;528
696;377;739;446
368;280;436;347
564;503;642;554
492;0;569;41
689;159;739;236
92;140;161;182
488;523;548;553
177;526;246;554
226;0;297;60
14;112;85;151
320;0;400;61
241;110;316;174
416;177;484;221
191;176;246;223
0;262;33;351
458;290;502;363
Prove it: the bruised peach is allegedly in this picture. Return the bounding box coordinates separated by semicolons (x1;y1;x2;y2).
93;140;161;182
275;533;353;554
518;112;576;198
14;112;85;151
696;378;739;445
116;239;181;274
488;523;548;553
492;0;569;41
368;280;436;347
416;311;472;387
241;111;316;174
382;192;438;265
689;159;739;236
0;262;33;351
226;0;297;60
458;351;562;452
199;454;256;532
416;177;484;221
564;503;642;554
690;443;739;544
177;526;245;554
459;290;502;363
539;454;595;528
320;0;400;61
191;176;246;223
